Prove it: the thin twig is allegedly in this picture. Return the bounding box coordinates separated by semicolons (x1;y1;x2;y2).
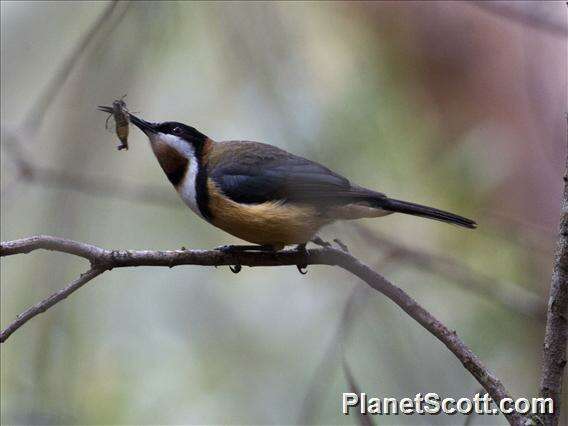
0;268;104;343
1;1;131;199
463;389;486;426
23;165;178;207
0;235;528;424
1;128;176;206
353;224;546;319
22;1;122;132
472;1;568;39
343;358;375;426
297;285;362;424
539;121;568;426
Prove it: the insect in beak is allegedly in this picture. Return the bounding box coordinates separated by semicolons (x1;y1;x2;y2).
97;106;158;136
98;100;131;150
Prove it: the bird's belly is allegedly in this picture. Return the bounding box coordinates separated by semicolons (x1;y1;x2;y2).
207;181;328;247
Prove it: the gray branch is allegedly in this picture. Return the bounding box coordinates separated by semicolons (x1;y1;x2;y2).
539;136;568;425
0;235;528;425
0;268;104;343
472;1;568;38
353;224;545;319
23;0;128;132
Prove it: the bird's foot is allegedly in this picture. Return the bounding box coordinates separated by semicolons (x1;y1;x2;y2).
311;236;332;248
215;244;275;253
310;236;349;252
215;244;276;273
333;238;349;253
229;264;242;274
295;243;308;275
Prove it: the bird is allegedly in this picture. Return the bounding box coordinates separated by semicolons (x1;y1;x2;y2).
98;108;476;256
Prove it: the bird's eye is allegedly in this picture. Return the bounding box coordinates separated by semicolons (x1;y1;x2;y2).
172;126;182;135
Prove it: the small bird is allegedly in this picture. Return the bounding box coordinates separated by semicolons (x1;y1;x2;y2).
100;109;476;253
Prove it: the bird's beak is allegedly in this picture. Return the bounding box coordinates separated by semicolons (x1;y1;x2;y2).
128;113;158;135
97;106;158;135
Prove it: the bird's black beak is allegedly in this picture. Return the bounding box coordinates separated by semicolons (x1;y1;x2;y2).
128;113;158;135
97;106;158;135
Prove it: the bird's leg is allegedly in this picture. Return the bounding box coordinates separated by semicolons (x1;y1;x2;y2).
295;243;308;275
311;235;332;248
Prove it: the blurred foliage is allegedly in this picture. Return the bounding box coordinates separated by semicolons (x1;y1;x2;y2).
1;1;566;425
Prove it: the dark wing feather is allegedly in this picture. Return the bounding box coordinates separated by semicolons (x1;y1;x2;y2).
208;141;383;205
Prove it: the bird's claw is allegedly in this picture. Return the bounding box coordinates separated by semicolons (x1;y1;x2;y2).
311;236;332;248
216;245;236;253
215;246;242;272
333;238;349;252
215;244;274;253
294;244;308;274
310;236;349;252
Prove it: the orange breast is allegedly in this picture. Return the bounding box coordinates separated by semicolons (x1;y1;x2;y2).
207;180;329;248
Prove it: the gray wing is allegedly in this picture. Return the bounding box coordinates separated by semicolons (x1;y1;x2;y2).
208;141;384;205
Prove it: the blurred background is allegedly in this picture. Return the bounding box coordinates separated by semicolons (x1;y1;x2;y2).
1;1;566;425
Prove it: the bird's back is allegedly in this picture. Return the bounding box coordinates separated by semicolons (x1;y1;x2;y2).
206;140;383;206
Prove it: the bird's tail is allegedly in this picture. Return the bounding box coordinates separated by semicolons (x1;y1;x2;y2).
377;197;477;229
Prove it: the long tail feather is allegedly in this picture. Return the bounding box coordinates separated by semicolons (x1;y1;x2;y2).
378;198;477;229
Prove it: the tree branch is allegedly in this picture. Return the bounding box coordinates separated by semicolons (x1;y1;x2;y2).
0;268;104;343
539;126;568;426
472;1;568;39
353;224;546;319
0;236;528;424
22;0;126;132
343;358;376;426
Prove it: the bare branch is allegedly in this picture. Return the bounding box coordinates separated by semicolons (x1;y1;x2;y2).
22;1;126;132
464;389;487;426
1;1;132;198
353;224;546;319
1;128;176;207
342;358;375;426
0;235;528;424
472;1;568;38
298;285;362;424
0;235;106;260
539;123;568;426
21;164;178;207
0;268;104;343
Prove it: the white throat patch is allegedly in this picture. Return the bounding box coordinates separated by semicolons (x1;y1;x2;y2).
149;132;204;219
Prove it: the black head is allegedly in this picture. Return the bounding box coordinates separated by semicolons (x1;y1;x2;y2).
153;121;207;147
125;114;208;153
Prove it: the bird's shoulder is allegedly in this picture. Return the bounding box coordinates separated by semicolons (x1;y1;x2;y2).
207;140;312;170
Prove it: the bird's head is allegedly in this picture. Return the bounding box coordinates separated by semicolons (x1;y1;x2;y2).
129;114;208;158
126;113;210;186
